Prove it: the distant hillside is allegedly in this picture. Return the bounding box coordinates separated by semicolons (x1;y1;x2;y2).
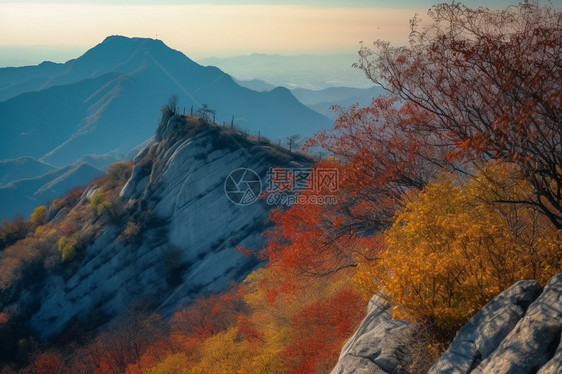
0;36;332;167
0;161;103;220
230;82;388;119
292;86;387;119
234;78;276;92
200;53;373;90
0;156;55;186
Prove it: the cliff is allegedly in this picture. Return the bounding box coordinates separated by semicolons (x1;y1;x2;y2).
15;114;311;339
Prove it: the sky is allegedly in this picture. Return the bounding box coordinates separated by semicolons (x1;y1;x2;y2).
0;0;536;66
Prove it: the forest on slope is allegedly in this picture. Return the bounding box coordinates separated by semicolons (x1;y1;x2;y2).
0;2;560;373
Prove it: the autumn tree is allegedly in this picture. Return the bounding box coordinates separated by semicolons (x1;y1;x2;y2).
356;163;562;343
265;96;451;281
72;311;163;374
0;216;33;250
281;289;363;374
356;1;562;227
305;96;450;231
31;206;47;226
34;352;65;374
103;161;133;190
266;0;561;297
170;290;248;342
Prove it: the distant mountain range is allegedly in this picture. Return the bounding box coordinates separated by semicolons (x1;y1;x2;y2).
201;53;374;90
292;86;387;119
0;36;387;222
233;78;386;119
0;35;334;220
0;161;103;220
0;36;332;166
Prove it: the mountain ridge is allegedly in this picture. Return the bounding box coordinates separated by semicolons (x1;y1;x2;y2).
0;112;313;343
0;35;331;220
0;35;331;166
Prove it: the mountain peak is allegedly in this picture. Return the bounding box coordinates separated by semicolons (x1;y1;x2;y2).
22;109;313;339
100;35;165;48
84;35;170;61
48;35;199;89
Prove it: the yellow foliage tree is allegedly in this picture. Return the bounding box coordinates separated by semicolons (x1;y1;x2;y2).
58;236;78;262
144;353;189;374
187;328;252;374
356;162;561;342
31;206;47;226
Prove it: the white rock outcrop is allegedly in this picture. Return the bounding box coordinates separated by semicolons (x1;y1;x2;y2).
428;280;543;373
28;115;311;338
334;274;561;374
331;295;421;374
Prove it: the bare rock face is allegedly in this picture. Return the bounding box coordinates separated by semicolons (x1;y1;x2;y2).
334;274;561;374
428;280;543;374
331;295;421;374
28;115;312;338
430;273;561;374
469;274;562;374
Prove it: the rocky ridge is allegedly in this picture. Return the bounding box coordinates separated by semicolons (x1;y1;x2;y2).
26;114;312;339
333;273;562;374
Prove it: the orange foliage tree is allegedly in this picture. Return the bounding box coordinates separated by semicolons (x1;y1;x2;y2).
264;93;451;289
355;163;561;342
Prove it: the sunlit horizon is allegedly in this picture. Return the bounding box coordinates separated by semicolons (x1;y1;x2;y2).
0;4;416;66
0;0;522;67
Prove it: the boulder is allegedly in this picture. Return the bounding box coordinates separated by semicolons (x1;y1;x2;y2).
428;280;542;374
472;273;562;374
331;295;420;374
335;274;561;374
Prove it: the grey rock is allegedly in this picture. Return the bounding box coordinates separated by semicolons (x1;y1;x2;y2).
28;117;313;338
331;295;419;374
428;280;542;374
337;274;561;374
537;338;562;374
473;273;562;374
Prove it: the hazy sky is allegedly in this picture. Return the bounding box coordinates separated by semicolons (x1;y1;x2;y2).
0;0;530;66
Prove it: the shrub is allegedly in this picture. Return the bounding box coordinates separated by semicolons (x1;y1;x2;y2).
160;95;179;117
104;161;133;190
58;236;78;262
90;190;119;219
31;205;47;226
0;216;33;250
357;163;562;343
120;222;141;243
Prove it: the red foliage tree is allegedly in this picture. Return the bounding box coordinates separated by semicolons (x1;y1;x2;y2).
281;289;364;374
265;1;561;287
264;96;448;280
34;353;64;374
171;288;248;341
357;1;562;227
